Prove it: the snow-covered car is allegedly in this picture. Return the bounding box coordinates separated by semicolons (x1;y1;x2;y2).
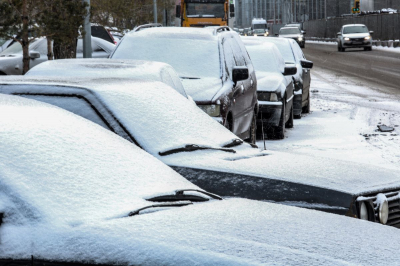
110;27;258;144
337;24;373;52
3;95;400;265
0;36;115;75
2;76;400;228
242;40;296;139
26;59;190;99
259;37;313;118
278;26;305;48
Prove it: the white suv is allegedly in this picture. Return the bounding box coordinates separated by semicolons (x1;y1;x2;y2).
337;24;373;52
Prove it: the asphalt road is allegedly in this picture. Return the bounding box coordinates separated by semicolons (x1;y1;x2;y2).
303;43;400;94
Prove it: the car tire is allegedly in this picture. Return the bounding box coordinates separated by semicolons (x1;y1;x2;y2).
302;90;311;114
285;105;294;128
246;113;257;144
364;47;372;51
274;99;285;140
294;114;301;119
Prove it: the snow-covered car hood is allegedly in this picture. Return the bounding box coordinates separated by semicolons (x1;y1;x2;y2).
181;77;222;102
3;198;400;265
255;71;285;92
342;32;370;38
162;148;400;195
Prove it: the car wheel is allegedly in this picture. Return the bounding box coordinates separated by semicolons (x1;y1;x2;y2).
224;115;233;132
285;105;294;128
274;99;285;140
245;113;257;144
302;90;311;114
364;47;372;51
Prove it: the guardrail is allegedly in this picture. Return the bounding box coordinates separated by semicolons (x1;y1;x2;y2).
303;13;400;41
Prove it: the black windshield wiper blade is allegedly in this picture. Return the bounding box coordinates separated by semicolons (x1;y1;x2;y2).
222;138;243;148
159;144;236;156
148;189;223;202
180;76;200;80
128;202;192;217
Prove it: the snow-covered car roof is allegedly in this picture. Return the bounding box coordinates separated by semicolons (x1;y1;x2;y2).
26;59;188;98
125;26;217;40
3;94;400;264
342;24;367;27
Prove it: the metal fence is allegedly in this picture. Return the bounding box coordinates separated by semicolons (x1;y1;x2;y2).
303;13;400;41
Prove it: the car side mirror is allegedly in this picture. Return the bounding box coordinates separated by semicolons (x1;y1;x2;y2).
300;60;313;69
337;32;342;35
29;51;40;59
176;5;181;18
369;31;374;34
232;66;249;85
283;66;297;76
275;33;279;36
302;30;306;35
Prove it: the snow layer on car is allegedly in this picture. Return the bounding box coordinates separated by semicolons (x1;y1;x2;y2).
0;94;199;225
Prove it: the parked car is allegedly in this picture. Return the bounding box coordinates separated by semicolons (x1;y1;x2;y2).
110;26;258;144
91;24;116;44
26;59;189;98
261;37;313;118
0;37;13;53
2;73;400;229
337;24;373;52
3;94;400;265
0;37;115;75
242;39;296;139
277;26;305;48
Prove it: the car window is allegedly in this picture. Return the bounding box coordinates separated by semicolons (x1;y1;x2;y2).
245;44;280;73
229;37;246;66
280;28;300;34
18;94;111;130
30;39;47;54
222;37;236;78
264;39;296;64
291;41;305;60
343;26;369;34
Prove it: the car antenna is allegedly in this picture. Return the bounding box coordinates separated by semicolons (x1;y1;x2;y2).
261;112;266;150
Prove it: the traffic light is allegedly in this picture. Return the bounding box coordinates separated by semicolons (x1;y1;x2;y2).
352;0;360;13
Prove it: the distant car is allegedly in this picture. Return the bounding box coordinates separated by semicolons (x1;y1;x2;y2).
0;37;115;75
3;75;400;230
110;26;258;144
278;26;305;48
4;94;400;265
337;24;373;52
261;37;313;118
91;24;116;44
285;23;303;31
26;59;189;99
242;39;296;139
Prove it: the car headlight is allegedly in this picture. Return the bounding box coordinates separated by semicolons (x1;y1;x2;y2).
198;104;220;117
344;37;350;41
359;202;368;220
364;36;371;40
377;197;389;225
257;92;279;102
264;33;268;37
254;34;257;37
298;36;303;41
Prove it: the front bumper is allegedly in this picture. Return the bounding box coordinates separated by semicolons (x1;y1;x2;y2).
257;101;282;127
342;38;372;48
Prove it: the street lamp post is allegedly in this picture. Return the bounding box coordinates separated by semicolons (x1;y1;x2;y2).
83;0;92;58
154;0;158;23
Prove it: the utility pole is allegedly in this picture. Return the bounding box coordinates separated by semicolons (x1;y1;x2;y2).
83;0;91;58
154;0;157;23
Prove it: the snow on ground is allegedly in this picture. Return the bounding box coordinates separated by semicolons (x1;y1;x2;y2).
307;40;400;53
257;69;400;169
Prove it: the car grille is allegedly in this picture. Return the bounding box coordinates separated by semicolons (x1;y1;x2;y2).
351;38;364;42
363;190;400;228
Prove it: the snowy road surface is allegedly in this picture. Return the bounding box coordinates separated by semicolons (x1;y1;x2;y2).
257;63;400;170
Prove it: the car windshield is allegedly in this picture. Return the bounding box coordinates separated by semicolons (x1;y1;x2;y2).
186;3;225;18
263;39;296;63
0;38;43;55
253;24;267;30
0;38;6;46
279;28;300;35
244;45;280;73
254;29;266;33
343;26;369;34
112;37;220;79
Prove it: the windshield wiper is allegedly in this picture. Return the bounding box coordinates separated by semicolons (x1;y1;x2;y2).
128;202;192;217
148;189;223;202
180;76;200;80
159;144;236;156
222;138;243;148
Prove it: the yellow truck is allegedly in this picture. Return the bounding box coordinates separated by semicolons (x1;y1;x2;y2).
175;0;234;27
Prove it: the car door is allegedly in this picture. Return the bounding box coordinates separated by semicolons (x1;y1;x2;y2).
292;43;311;105
222;36;248;137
